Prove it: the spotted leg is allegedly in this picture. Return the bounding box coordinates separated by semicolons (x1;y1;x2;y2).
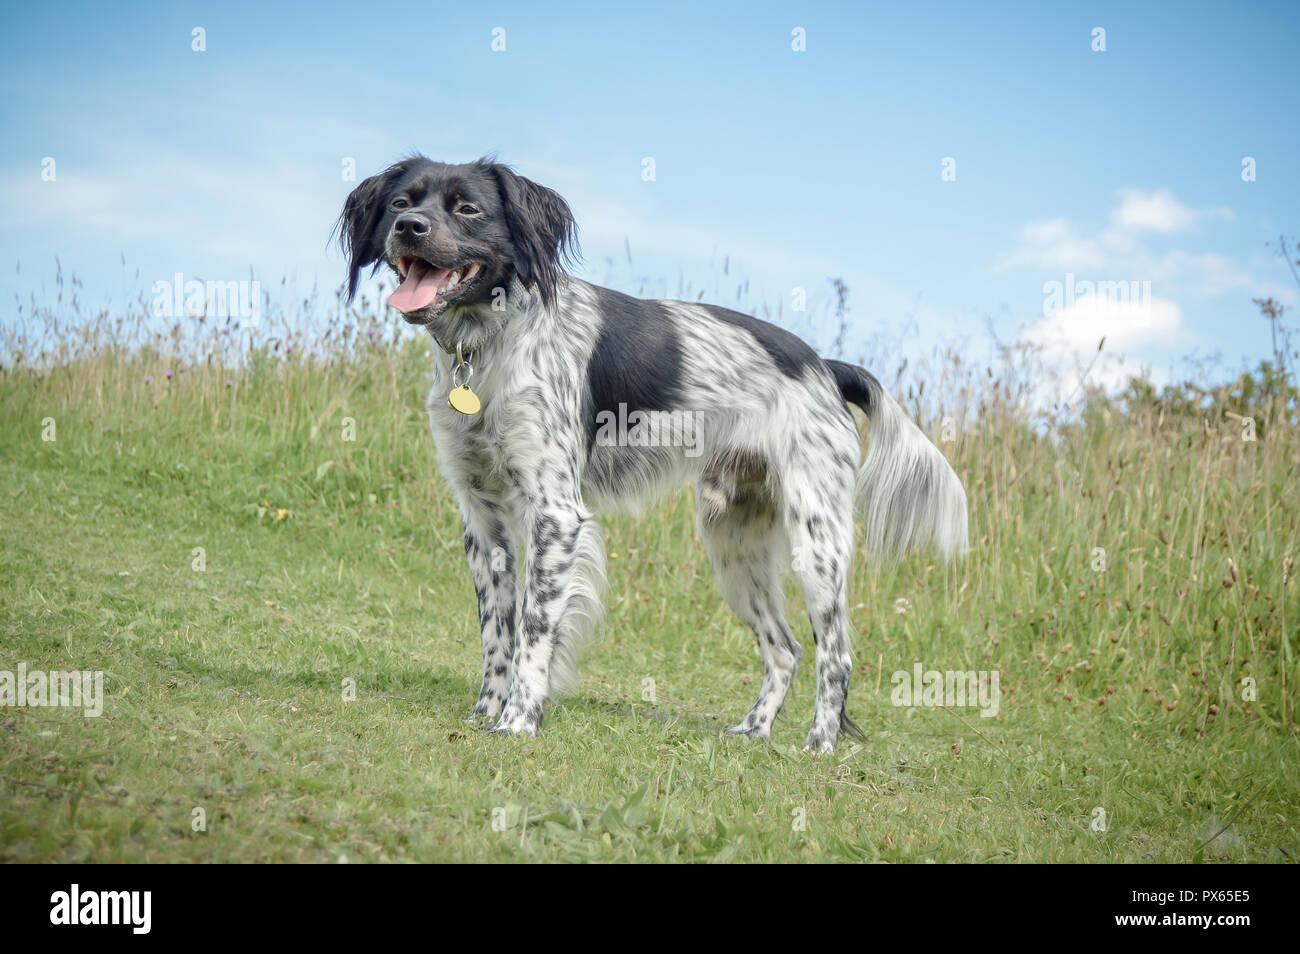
492;495;605;737
783;447;863;754
698;479;803;741
460;493;518;726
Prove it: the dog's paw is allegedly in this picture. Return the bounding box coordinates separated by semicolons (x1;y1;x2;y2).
725;721;770;740
489;720;538;738
802;729;836;755
490;704;541;737
467;695;504;726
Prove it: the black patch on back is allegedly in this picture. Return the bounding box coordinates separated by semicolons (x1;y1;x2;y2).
582;286;685;448
696;303;820;379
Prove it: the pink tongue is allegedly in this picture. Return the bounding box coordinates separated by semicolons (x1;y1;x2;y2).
388;259;451;313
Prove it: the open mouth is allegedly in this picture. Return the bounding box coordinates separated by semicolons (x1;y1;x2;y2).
387;257;483;316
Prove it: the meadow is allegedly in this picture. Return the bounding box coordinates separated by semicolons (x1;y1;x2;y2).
0;270;1295;863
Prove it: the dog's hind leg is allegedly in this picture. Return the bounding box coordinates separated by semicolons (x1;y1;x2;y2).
698;478;802;741
781;440;862;754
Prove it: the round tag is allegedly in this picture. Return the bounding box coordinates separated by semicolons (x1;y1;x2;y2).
448;385;481;415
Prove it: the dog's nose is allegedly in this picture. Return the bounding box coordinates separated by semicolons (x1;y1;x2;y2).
392;213;431;236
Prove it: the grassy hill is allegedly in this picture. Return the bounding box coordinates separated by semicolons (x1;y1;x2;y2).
0;294;1295;862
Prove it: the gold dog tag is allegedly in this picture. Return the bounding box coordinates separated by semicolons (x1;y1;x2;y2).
448;385;481;415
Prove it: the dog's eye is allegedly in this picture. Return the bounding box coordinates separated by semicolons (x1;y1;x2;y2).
391;197;410;210
456;204;480;215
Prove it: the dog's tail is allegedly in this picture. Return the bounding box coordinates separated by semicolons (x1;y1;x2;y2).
826;360;968;561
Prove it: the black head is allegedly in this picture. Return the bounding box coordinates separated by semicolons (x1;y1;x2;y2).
334;155;577;324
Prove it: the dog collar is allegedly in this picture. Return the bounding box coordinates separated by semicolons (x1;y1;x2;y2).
447;342;481;415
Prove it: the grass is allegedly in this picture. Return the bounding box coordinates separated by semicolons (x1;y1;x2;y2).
0;281;1295;863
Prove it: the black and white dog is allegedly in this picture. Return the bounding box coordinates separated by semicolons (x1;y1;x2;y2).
336;156;967;752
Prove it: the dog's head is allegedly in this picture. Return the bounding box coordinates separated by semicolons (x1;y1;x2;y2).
335;156;577;326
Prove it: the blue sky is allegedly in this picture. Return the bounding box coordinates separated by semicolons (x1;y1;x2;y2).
2;0;1297;389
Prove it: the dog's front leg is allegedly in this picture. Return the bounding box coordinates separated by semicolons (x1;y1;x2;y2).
493;497;601;737
460;495;518;725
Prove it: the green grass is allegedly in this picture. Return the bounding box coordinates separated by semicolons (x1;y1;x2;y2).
0;299;1296;863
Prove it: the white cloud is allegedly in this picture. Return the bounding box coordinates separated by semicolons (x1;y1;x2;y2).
1144;250;1257;296
995;187;1296;391
1027;294;1182;352
997;188;1208;273
999;218;1118;271
1110;188;1197;233
2;173;133;232
1020;294;1181;400
0;148;345;285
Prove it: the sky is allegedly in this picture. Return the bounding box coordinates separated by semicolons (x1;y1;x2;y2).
2;0;1297;392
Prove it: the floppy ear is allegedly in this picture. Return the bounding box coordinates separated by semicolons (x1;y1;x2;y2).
489;162;578;309
334;159;419;302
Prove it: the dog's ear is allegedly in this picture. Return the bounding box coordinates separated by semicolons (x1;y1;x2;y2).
334;159;418;302
488;162;578;309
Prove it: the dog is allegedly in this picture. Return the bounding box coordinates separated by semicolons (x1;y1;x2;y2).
335;155;968;752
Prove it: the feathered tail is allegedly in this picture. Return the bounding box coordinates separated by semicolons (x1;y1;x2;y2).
826;360;968;560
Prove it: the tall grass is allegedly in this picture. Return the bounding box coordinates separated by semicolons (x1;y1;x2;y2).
0;263;1296;862
4;264;1295;738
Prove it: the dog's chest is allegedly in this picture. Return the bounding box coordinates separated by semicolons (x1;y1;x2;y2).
425;382;505;464
423;353;576;491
